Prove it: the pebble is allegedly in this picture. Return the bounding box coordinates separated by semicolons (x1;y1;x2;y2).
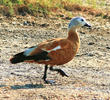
65;17;71;20
32;21;35;26
86;53;95;57
88;42;95;45
12;21;17;25
13;44;18;47
80;31;85;34
59;14;64;17
23;21;35;26
106;47;110;49
20;23;23;26
0;16;4;20
1;22;9;26
23;21;28;25
40;23;49;27
12;17;17;21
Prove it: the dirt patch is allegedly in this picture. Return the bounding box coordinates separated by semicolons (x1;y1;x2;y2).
0;14;110;99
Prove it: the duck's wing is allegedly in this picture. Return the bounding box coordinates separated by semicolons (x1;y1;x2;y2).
10;38;71;64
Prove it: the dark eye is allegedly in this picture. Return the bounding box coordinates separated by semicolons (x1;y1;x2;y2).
81;19;84;21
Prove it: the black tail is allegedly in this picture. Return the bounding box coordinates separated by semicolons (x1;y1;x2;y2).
10;52;26;64
10;50;51;64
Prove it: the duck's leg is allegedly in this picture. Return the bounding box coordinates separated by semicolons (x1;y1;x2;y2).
42;65;48;83
50;66;68;77
42;65;55;84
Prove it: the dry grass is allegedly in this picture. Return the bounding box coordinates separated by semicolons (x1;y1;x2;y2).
0;0;109;18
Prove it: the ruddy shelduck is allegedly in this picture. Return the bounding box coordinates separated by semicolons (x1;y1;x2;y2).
10;17;91;84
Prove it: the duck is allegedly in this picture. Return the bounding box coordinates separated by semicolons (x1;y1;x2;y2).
10;16;91;84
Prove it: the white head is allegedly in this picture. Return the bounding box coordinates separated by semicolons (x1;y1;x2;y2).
68;16;91;30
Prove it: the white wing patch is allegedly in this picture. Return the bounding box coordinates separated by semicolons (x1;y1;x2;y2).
24;46;37;56
47;45;61;53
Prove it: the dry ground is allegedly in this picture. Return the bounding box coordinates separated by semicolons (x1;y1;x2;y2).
0;13;110;100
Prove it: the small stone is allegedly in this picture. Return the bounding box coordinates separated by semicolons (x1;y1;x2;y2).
106;47;110;49
32;21;35;26
13;44;18;47
10;72;14;74
80;31;85;34
101;84;106;86
65;17;71;20
23;21;28;25
12;17;17;20
87;53;94;57
23;21;30;25
27;21;30;23
20;23;23;26
40;23;49;27
58;14;64;17
88;42;94;45
107;32;110;34
0;16;4;20
12;21;16;25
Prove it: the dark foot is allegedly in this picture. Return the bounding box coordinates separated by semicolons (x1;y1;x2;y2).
50;67;68;77
44;80;55;84
57;69;69;77
42;65;55;84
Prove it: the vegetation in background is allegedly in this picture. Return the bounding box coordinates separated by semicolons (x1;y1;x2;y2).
0;0;109;18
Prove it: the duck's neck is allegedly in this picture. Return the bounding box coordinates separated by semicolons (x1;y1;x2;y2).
67;28;80;43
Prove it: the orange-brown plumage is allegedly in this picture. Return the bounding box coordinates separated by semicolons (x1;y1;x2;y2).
30;30;80;65
10;17;91;84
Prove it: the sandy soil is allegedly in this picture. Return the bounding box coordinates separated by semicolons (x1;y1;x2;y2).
0;14;110;100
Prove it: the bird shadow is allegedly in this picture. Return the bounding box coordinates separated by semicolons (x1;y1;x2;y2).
0;84;44;90
8;72;45;89
11;83;44;90
0;85;7;87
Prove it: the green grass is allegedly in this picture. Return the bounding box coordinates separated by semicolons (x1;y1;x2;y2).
0;0;108;16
